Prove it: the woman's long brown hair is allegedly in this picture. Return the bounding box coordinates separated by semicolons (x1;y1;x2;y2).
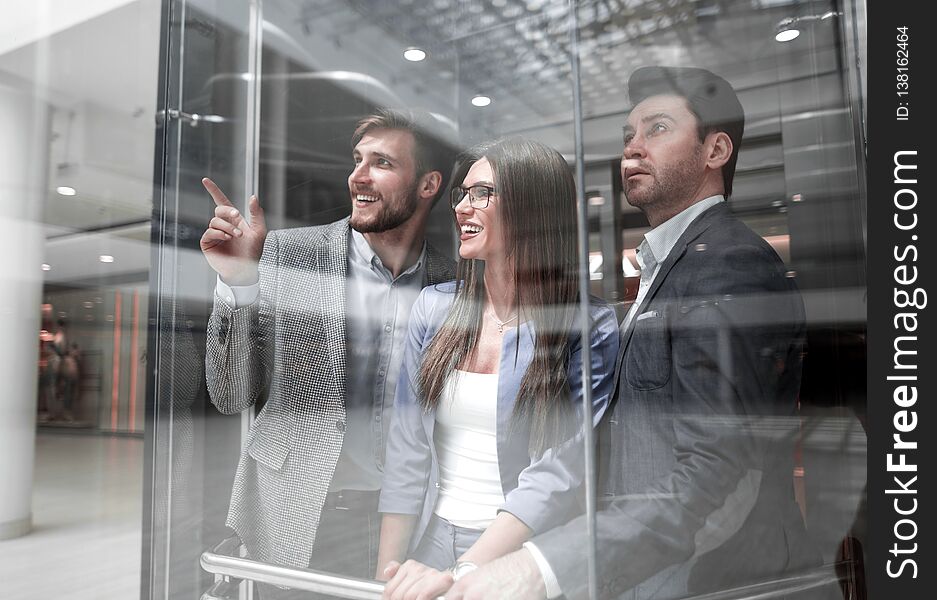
417;138;580;455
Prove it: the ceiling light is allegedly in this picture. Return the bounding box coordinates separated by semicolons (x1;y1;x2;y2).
775;27;800;42
403;47;427;62
99;255;115;263
56;186;77;196
471;95;492;107
41;263;51;271
775;16;801;42
775;12;840;43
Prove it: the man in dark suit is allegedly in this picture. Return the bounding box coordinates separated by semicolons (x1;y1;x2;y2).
443;67;820;600
200;109;456;597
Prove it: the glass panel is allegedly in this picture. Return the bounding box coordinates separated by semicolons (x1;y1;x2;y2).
145;1;260;598
0;0;869;598
148;1;605;598
576;0;866;598
0;0;162;597
142;1;869;599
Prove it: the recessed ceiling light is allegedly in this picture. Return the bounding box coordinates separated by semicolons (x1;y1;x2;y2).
471;95;492;107
56;186;77;196
41;263;51;271
99;255;115;263
775;17;800;42
403;47;427;62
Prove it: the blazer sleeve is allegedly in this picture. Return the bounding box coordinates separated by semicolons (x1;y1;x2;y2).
499;302;620;534
379;287;437;515
205;231;279;414
531;243;805;600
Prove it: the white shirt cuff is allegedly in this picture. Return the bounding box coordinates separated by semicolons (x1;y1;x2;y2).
522;542;563;599
216;276;259;308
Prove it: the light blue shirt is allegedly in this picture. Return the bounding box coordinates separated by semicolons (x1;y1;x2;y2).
333;230;426;491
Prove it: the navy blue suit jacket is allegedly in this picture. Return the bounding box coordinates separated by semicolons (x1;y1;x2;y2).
534;203;821;599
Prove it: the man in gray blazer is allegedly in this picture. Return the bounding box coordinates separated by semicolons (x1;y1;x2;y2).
200;109;455;595
443;68;821;600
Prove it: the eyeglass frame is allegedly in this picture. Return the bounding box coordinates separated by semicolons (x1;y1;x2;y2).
450;184;497;210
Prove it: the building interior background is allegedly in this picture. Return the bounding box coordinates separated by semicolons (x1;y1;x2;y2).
0;0;867;598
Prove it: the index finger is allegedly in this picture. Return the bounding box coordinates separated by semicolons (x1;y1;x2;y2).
202;177;234;207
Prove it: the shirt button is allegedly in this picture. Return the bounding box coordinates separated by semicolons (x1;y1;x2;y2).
336;420;346;433
384;324;392;333
434;482;440;489
378;369;385;377
225;296;233;304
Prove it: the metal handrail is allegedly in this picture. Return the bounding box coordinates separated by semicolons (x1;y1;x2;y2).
200;537;385;600
202;536;847;600
676;564;844;600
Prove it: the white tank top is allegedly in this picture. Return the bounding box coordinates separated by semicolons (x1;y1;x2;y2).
433;370;505;530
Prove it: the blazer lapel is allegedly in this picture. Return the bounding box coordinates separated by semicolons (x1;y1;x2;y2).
313;218;349;399
609;203;727;398
621;203;727;350
423;244;456;285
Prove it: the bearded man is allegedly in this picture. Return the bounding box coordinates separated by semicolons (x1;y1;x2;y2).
200;109;455;598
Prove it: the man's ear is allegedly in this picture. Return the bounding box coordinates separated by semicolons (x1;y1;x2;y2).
705;131;733;170
418;171;443;200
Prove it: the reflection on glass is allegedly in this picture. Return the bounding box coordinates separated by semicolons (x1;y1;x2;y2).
0;0;869;598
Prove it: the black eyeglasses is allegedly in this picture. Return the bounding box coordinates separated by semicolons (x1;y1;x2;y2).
450;185;496;210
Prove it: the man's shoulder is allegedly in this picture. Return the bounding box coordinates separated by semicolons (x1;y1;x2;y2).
688;207;781;266
669;207;797;303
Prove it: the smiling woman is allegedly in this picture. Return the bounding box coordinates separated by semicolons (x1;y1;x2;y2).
375;138;620;599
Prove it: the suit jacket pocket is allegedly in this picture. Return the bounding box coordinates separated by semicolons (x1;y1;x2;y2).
625;311;672;390
246;405;291;471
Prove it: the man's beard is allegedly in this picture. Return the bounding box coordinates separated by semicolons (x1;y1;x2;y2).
350;181;420;234
625;146;704;213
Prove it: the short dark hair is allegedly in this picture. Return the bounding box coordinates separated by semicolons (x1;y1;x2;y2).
628;66;745;197
351;108;455;204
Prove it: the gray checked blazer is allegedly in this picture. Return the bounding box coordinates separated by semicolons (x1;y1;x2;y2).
205;217;454;568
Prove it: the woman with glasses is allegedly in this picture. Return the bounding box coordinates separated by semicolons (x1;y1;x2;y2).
375;138;619;599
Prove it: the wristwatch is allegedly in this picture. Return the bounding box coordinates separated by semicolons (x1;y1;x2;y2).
449;561;478;581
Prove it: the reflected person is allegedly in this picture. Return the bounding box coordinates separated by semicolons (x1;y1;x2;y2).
200;109;456;596
447;67;822;600
376;139;619;600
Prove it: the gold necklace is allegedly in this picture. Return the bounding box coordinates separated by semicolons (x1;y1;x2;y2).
487;309;518;334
